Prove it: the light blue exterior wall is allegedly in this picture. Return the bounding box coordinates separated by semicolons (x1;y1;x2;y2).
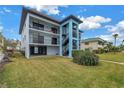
77;24;80;50
72;20;80;50
60;20;70;57
60;19;80;57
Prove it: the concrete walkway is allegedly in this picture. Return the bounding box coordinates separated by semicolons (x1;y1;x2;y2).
100;60;124;65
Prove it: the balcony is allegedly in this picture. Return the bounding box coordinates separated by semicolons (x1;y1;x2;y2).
29;36;59;46
29;22;59;35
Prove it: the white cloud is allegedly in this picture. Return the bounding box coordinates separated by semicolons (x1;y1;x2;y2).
98;34;113;42
85;16;111;23
99;32;124;45
3;7;11;13
105;20;124;33
0;7;13;14
79;16;111;30
98;20;124;45
79;20;101;30
25;5;67;15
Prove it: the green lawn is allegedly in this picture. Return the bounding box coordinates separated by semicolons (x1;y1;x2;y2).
98;52;124;63
0;53;124;88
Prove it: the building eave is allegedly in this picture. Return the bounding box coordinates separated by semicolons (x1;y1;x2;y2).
19;7;83;34
19;7;60;34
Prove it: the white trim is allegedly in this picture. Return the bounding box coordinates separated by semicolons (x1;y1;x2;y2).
29;13;60;26
29;43;60;47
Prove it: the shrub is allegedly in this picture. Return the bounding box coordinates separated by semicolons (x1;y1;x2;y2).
11;52;24;58
111;46;120;52
72;50;99;66
98;48;105;54
93;50;99;54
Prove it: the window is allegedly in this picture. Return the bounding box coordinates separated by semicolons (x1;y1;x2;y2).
52;38;57;44
30;31;44;44
98;41;104;45
51;27;57;34
85;42;89;45
38;24;44;30
29;34;33;43
38;35;44;43
34;47;38;54
45;25;49;31
33;22;39;29
32;22;44;30
32;32;38;43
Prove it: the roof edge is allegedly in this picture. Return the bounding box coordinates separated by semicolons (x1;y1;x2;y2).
19;7;83;34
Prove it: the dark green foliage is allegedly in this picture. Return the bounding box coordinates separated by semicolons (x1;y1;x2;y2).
119;45;124;51
111;46;120;53
72;50;99;66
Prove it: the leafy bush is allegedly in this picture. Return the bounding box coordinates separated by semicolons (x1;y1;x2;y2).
98;48;105;54
72;50;99;66
111;46;120;52
11;52;24;58
119;45;124;51
93;50;99;54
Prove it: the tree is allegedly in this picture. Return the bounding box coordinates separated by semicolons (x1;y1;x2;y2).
113;34;118;47
119;40;124;51
104;42;113;52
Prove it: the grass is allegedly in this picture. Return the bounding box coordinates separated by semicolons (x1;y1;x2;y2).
0;53;124;88
98;52;124;63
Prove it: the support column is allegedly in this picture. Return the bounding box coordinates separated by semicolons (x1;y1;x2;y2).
77;24;79;50
59;26;62;56
25;14;30;59
69;20;72;57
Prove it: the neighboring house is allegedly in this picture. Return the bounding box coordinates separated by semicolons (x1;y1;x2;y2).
19;7;82;58
81;38;106;51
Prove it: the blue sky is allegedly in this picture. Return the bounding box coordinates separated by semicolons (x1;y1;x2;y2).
0;5;124;45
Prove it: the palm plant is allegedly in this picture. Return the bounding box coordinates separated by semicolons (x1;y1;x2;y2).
113;34;118;47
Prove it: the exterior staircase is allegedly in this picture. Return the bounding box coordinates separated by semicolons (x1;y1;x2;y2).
62;34;69;56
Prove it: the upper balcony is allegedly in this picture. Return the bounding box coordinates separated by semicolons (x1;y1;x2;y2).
29;17;60;35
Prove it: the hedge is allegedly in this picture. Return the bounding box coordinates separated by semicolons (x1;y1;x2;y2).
72;50;99;66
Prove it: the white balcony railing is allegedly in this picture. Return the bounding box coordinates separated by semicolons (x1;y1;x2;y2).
29;24;60;35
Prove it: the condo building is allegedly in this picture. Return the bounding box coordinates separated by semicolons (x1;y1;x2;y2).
81;38;106;51
19;7;82;58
